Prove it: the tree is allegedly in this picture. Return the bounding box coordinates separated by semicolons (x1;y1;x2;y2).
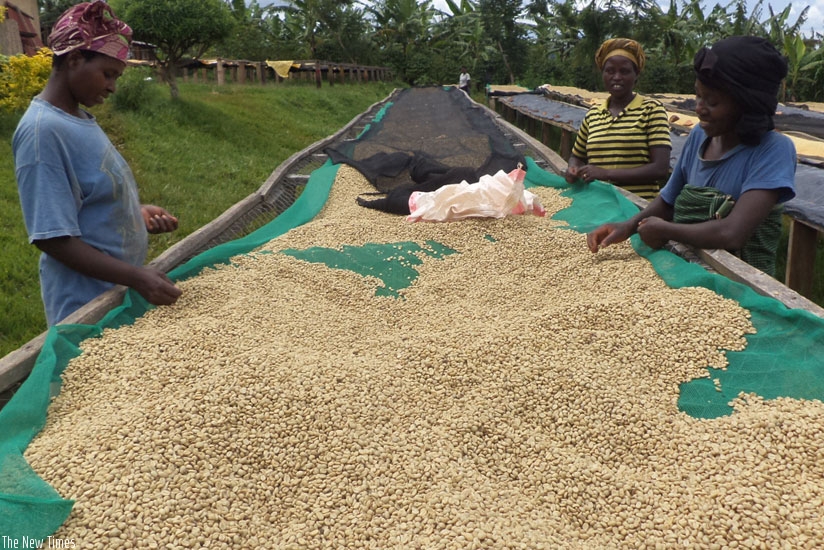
525;0;582;64
429;0;496;83
782;33;824;102
478;0;526;84
366;0;437;84
216;1;284;61
272;0;362;85
275;0;330;61
725;0;765;36
313;5;374;65
110;0;234;98
38;0;83;41
228;0;247;20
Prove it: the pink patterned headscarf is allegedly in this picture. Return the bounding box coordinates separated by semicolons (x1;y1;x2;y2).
48;1;132;62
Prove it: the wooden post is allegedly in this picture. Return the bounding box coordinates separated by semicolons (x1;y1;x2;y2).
328;64;334;87
560;130;572;160
216;59;225;85
315;60;322;88
785;218;820;298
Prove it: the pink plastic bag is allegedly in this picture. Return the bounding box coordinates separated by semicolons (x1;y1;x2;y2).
407;166;545;222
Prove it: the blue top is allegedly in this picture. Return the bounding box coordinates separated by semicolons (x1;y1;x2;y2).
13;97;148;325
660;125;797;206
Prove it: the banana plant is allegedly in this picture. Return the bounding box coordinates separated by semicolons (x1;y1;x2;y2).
782;32;824;102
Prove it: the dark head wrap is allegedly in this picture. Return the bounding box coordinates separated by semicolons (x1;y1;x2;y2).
48;1;132;62
693;36;788;144
595;38;646;72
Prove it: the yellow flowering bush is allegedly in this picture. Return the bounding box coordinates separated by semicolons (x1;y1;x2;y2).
0;6;7;23
0;47;53;113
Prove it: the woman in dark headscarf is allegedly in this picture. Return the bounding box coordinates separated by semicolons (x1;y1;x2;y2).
565;38;672;200
586;36;796;277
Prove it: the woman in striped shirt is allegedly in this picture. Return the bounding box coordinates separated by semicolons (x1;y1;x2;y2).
564;38;672;200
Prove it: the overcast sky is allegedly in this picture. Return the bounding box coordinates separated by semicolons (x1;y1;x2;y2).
253;0;823;36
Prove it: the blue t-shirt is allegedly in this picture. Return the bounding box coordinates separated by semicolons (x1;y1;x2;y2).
13;97;148;325
660;126;796;206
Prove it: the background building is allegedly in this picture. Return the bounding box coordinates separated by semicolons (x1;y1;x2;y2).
0;0;42;56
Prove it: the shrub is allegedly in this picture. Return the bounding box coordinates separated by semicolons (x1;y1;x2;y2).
110;65;164;113
0;48;52;113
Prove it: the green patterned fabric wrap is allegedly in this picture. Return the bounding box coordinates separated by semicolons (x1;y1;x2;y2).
673;185;782;276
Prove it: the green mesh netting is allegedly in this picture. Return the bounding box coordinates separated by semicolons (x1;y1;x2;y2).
1;154;823;541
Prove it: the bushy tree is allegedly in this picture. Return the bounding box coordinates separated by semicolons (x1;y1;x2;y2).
110;0;234;98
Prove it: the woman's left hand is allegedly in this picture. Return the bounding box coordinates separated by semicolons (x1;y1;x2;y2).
578;165;608;184
142;204;179;234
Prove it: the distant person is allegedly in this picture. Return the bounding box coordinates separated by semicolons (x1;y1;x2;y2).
459;67;471;94
586;36;796;277
565;38;672;200
12;1;182;326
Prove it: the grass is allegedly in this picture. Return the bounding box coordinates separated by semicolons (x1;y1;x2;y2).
0;114;43;354
0;78;397;358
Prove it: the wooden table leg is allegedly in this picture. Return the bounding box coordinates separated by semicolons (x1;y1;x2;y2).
785;218;820;298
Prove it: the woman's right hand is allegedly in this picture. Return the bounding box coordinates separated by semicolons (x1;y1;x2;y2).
564;165;580;184
586;221;634;252
133;267;182;306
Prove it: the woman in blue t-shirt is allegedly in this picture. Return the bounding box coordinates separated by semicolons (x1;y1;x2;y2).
13;1;182;325
586;36;796;276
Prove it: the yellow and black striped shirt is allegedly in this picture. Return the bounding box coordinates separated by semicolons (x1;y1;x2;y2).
571;94;672;200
